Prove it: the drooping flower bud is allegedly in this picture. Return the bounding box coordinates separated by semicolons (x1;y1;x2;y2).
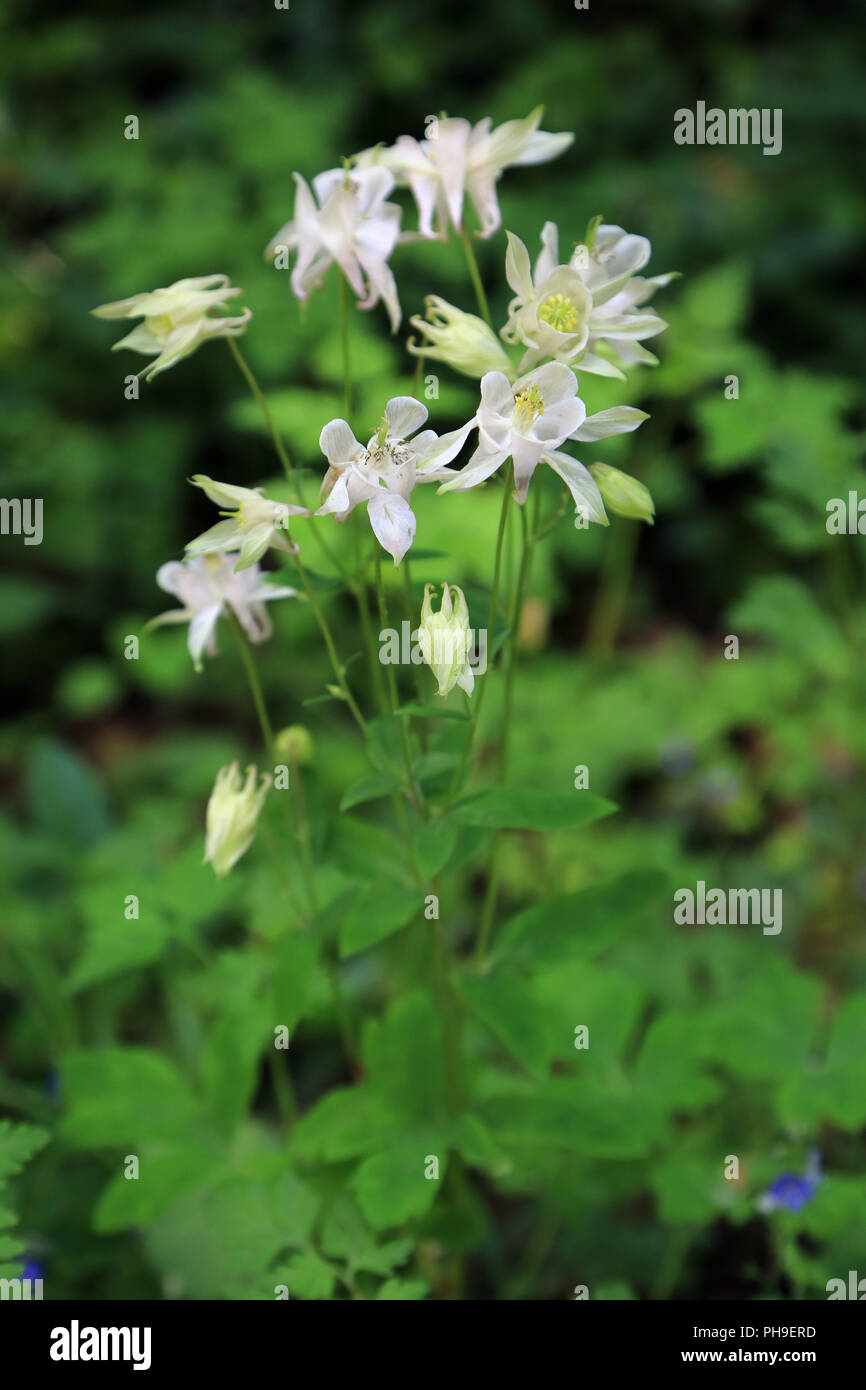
408;296;514;380
588;463;655;524
416;582;475;697
203;762;270;879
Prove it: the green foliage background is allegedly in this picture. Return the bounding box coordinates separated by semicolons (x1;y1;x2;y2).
1;0;864;1299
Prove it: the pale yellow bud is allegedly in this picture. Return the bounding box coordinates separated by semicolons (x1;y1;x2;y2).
589;463;655;524
416;582;475;697
203;762;270;879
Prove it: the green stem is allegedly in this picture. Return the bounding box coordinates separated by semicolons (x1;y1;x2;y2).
448;471;512;802
338;272;352;423
227;337;294;480
474;485;539;962
460;227;491;325
586;518;639;656
228;614;302;909
373;546;423;820
292;550;368;734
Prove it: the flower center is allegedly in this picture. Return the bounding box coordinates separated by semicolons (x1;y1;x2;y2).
512;384;545;430
147;313;176;340
538;293;580;333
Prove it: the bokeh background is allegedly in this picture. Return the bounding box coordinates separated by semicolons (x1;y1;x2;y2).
2;0;865;1299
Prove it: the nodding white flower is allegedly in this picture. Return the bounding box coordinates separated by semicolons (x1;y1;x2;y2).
148;553;297;671
408;296;514;380
91;275;251;381
265;166;402;330
388;107;573;241
502;222;674;376
317;396;472;564
440;363;648;525
416;582;475;697
204;762;270;879
185;476;311;571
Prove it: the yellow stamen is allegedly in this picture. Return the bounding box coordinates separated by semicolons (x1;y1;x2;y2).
538;293;580;333
512;384;545;429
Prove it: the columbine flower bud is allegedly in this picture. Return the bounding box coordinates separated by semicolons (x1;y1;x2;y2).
408;296;514;380
203;762;270;879
416;582;475;697
275;725;313;765
588;463;655;524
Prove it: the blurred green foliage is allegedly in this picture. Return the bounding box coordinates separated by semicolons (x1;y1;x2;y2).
1;0;865;1300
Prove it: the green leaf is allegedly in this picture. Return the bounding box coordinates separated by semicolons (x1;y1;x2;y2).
0;1121;49;1273
412;752;459;785
290;1087;401;1163
414;819;458;879
60;1048;200;1148
201;1008;267;1136
463;971;559;1079
26;739;109;848
351;1139;445;1230
271;932;318;1035
363;992;448;1126
479;1079;661;1157
275;1248;337;1300
93;1147;221;1233
339;772;401;812
495;869;669;968
394;703;470;720
144;1174;306;1300
452;787;616;831
338;883;419;957
377;1277;430;1299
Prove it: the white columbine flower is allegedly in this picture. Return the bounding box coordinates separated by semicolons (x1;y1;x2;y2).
148;553;298;670
204;762;270;879
265;166;402;330
440;362;648;525
317;396;472;564
185;476;310;570
91;275;251;381
502;222;674;376
387;107;573;241
408;296;514;380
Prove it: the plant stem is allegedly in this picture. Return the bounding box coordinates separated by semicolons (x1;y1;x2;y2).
338;271;352;423
373;545;423;819
474;484;540;962
227;337;294;480
586;517;639;656
448;471;512;801
460;227;491;325
293;550;368;734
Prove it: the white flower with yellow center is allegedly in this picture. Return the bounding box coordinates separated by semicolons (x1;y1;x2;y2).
317;396;472;564
204;762;270;879
386;107;573;241
265;166;402;330
185;476;310;571
148;553;298;671
502;222;674;377
440;362;648;525
91;275;251;381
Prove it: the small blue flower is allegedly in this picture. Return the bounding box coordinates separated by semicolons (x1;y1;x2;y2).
759;1149;821;1213
21;1261;43;1282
